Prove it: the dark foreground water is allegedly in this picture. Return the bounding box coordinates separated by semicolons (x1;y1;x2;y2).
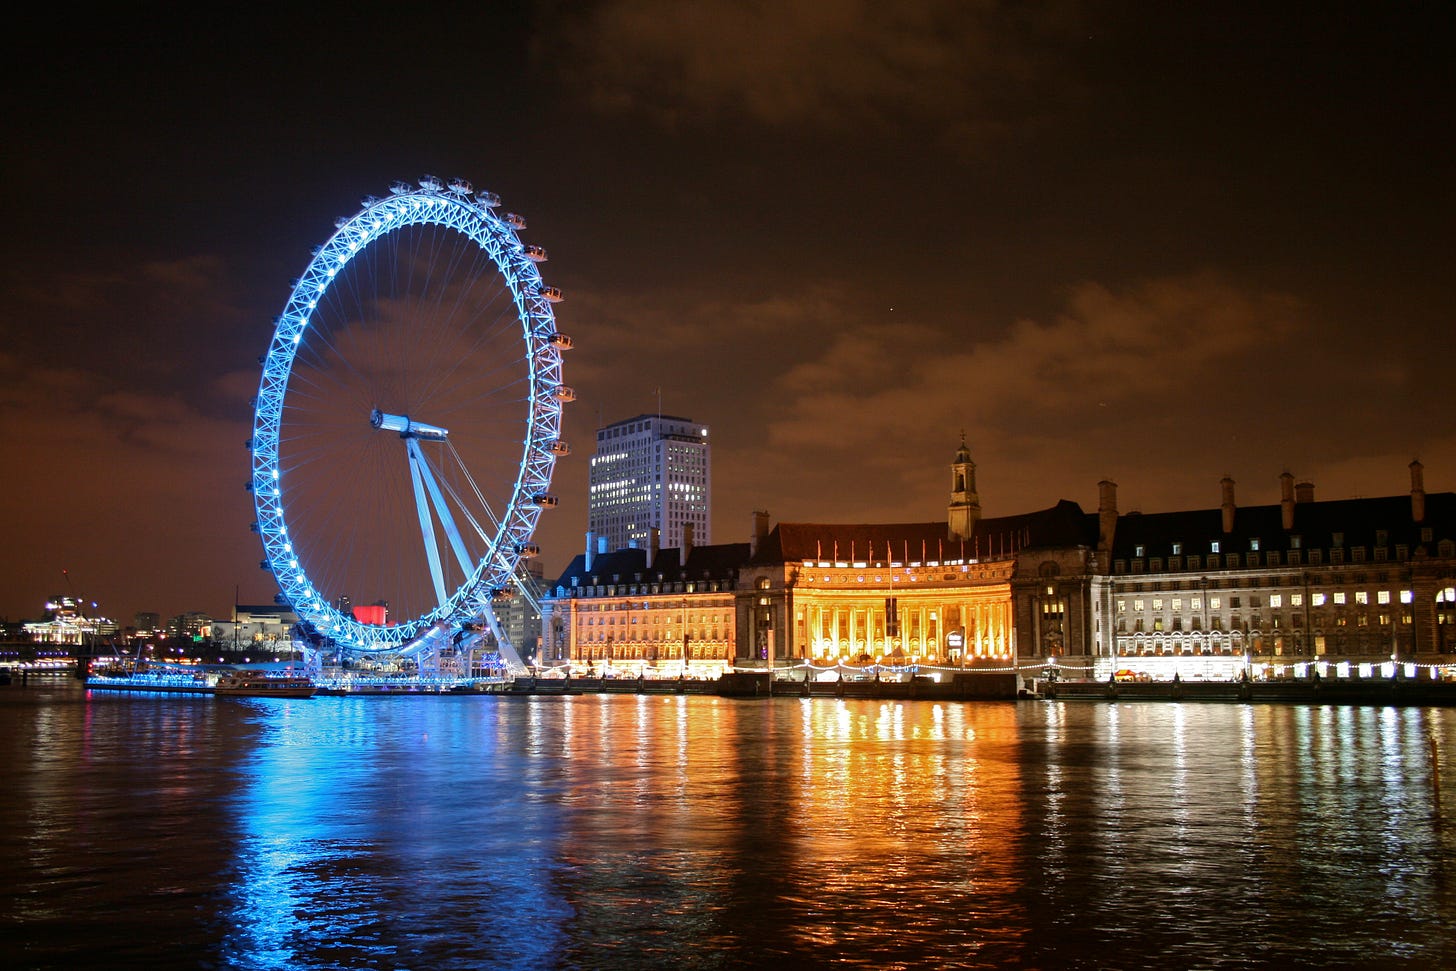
1;680;1452;970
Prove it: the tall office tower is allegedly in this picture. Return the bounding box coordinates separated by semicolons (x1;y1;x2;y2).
588;413;711;553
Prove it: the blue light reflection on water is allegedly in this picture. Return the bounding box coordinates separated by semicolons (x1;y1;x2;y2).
1;683;1454;969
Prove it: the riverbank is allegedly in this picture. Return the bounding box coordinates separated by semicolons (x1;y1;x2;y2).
1044;676;1456;706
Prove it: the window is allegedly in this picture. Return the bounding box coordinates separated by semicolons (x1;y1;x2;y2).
1135;545;1146;557
1210;541;1221;553
1270;594;1282;608
1355;591;1369;605
1291;593;1303;607
1291;535;1302;549
1313;593;1326;607
1210;597;1222;610
1250;538;1261;551
1333;592;1347;605
1172;542;1183;555
1401;590;1413;604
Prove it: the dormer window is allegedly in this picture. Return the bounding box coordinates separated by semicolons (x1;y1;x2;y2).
1250;538;1260;551
1210;541;1221;553
1135;545;1146;557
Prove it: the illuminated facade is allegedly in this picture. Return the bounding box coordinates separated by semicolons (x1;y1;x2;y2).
588;414;710;552
550;437;1456;683
1089;463;1456;680
740;503;1096;669
539;532;748;676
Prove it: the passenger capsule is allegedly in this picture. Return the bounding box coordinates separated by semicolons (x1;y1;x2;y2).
548;440;571;456
547;332;573;350
540;285;564;303
389;180;412;195
475;190;501;208
447;178;473;195
419;175;444;191
533;494;559;508
503;212;527;230
523;244;547;262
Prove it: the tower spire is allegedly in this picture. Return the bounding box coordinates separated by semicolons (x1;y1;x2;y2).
948;433;981;541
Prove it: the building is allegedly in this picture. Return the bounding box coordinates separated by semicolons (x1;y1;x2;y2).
496;559;546;663
739;455;1097;671
587;413;710;552
209;603;300;652
551;435;1456;684
539;528;748;676
1088;462;1456;681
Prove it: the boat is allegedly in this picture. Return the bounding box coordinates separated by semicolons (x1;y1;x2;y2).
86;660;214;694
213;670;317;698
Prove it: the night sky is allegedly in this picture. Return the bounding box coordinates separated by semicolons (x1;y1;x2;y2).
3;2;1451;626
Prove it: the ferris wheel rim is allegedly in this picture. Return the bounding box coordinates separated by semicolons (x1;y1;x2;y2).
249;179;566;653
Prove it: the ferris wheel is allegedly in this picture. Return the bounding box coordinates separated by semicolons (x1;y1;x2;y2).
248;177;573;665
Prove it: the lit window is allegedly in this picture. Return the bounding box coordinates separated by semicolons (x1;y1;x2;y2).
1313;593;1326;606
1291;594;1303;607
1355;591;1368;605
1400;590;1413;604
1333;592;1347;605
1270;594;1282;608
1210;541;1221;553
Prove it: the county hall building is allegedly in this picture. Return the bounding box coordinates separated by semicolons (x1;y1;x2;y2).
539;440;1456;683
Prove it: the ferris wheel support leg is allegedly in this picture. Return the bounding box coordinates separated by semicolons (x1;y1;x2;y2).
408;441;449;607
408;438;476;581
481;606;529;677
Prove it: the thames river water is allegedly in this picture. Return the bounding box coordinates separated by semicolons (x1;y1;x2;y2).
1;679;1452;970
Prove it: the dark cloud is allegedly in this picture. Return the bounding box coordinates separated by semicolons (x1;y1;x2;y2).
552;0;1085;146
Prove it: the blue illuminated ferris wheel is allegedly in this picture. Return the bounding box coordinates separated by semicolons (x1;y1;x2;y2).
249;178;573;665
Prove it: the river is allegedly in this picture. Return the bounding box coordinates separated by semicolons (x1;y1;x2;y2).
1;678;1452;969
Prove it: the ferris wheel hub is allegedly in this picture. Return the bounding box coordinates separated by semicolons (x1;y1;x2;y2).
370;409;449;440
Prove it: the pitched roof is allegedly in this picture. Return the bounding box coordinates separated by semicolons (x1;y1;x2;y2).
751;500;1096;564
1111;492;1452;558
546;542;753;590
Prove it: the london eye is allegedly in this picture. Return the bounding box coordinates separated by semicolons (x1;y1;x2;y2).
248;178;572;672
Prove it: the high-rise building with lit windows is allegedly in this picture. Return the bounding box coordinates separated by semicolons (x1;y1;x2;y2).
588;413;711;553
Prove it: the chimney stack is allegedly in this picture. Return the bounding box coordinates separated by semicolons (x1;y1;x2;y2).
647;526;660;569
751;510;770;556
1411;459;1426;523
1280;472;1295;530
1097;480;1118;554
1220;476;1236;534
682;522;694;562
585;531;595;572
1295;480;1315;504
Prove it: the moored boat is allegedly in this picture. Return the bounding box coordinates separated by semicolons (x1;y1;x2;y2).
213;670;316;698
85;661;214;694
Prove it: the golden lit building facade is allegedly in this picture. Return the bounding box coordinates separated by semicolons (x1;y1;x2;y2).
539;530;749;676
738;489;1099;672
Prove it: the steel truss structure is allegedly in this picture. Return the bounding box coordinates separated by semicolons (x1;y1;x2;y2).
249;178;571;670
